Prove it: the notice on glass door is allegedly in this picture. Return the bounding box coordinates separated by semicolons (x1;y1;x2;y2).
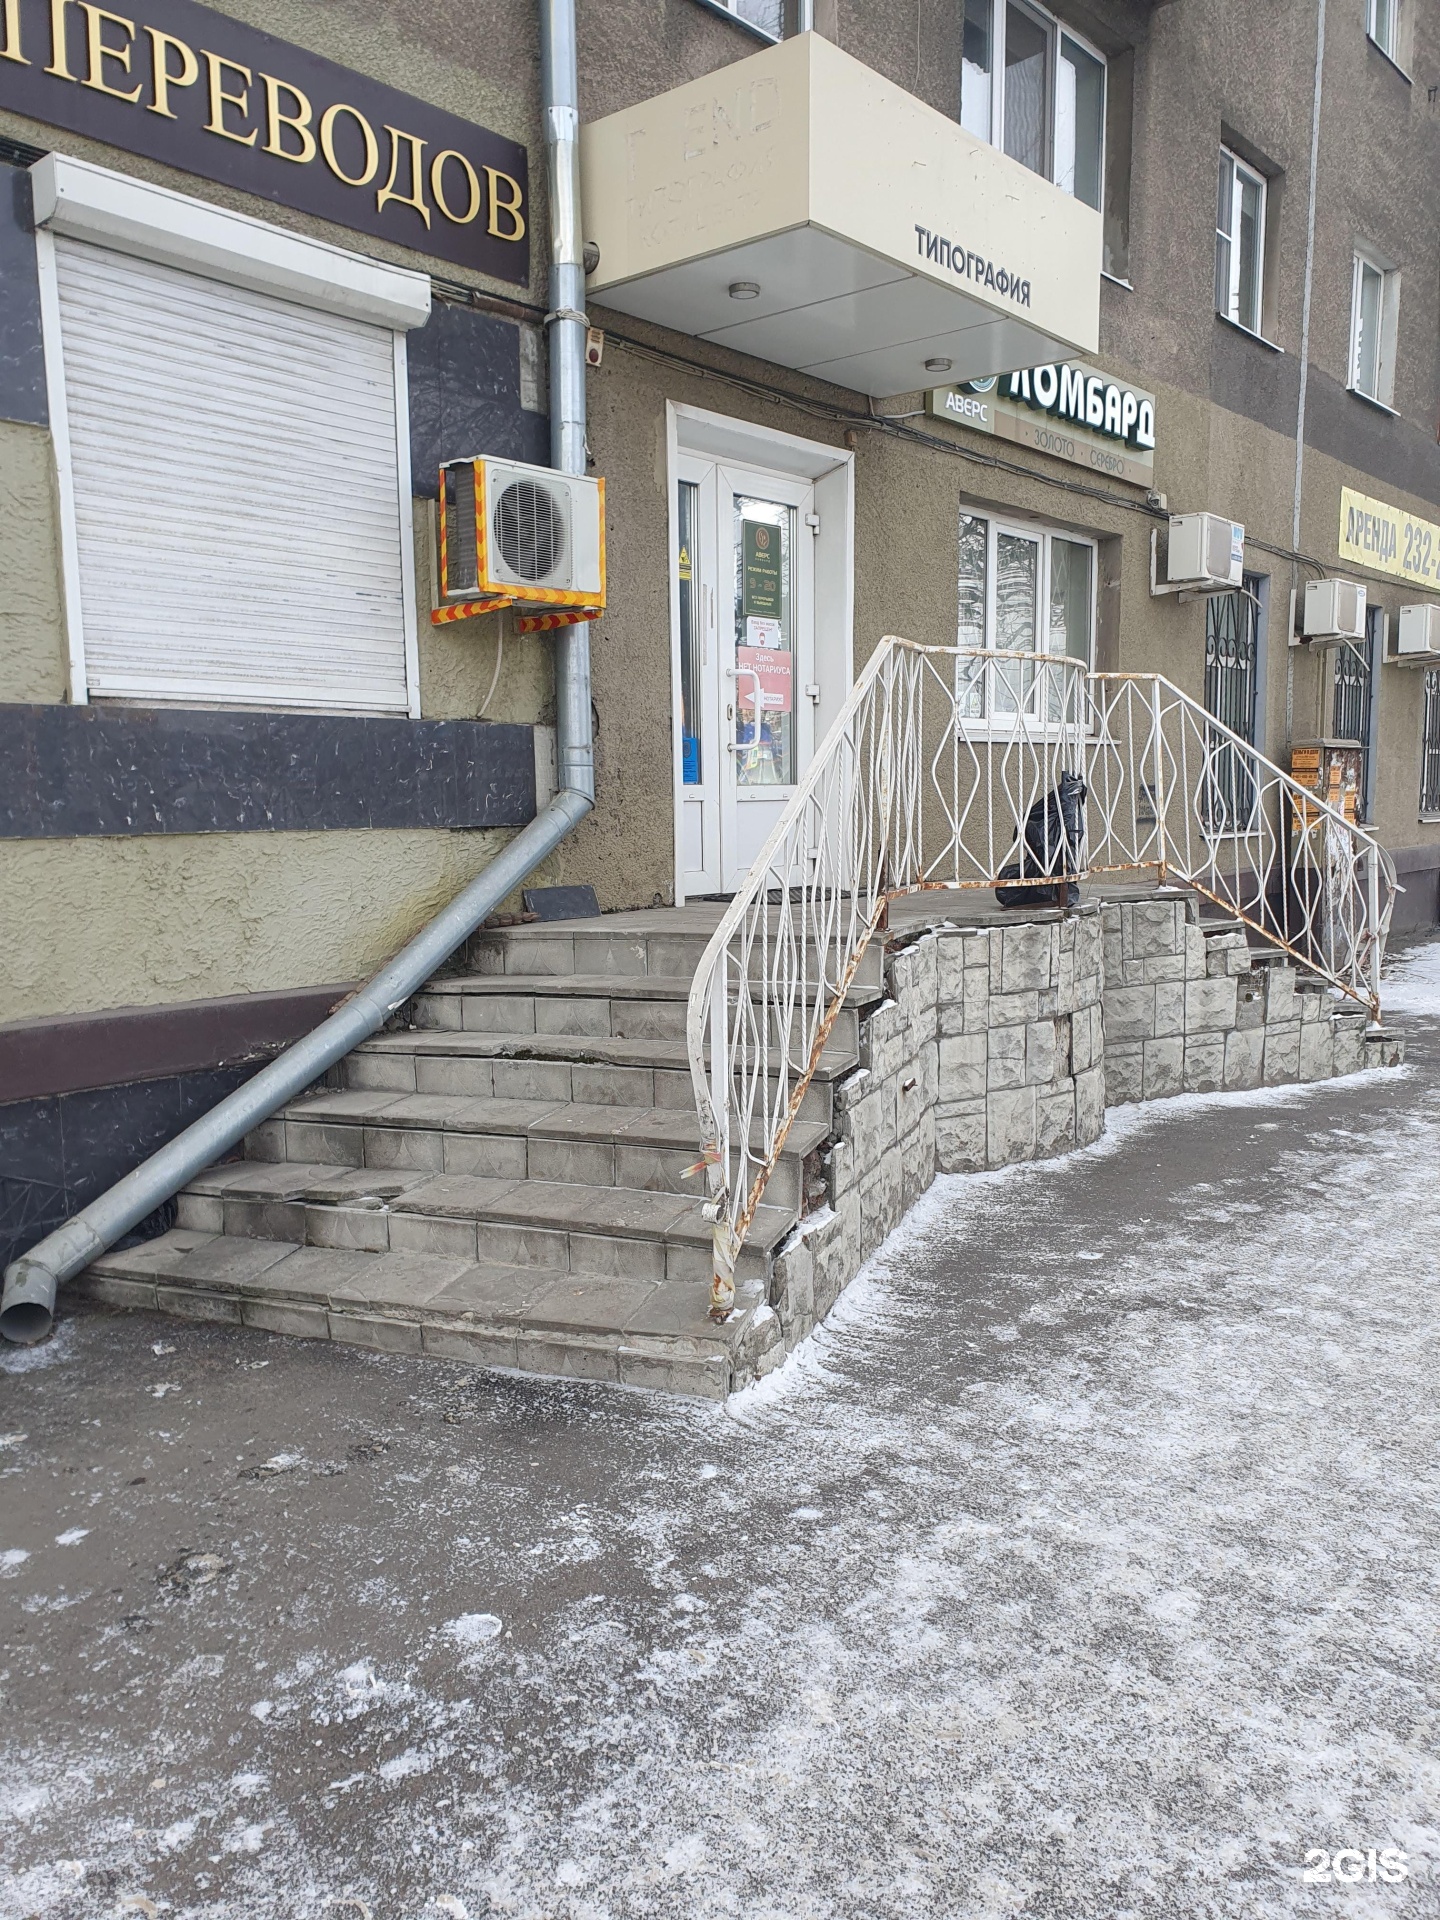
742;520;783;620
737;645;793;712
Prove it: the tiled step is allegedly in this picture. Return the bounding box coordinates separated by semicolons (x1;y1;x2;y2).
461;914;886;993
76;1230;772;1399
244;1092;826;1213
176;1160;792;1285
336;1029;851;1124
406;971;871;1049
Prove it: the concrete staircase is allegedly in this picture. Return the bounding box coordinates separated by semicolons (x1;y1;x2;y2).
79;910;883;1400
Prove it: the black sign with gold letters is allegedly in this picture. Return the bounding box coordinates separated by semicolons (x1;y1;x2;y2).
0;0;529;283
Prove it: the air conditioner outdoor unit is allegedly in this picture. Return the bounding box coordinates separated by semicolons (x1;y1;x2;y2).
1393;602;1440;661
438;457;605;609
1166;512;1245;589
1304;578;1367;641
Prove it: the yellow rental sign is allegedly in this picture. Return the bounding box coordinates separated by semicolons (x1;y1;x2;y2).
1338;487;1440;588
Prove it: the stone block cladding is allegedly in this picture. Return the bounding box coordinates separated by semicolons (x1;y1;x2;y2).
1096;895;1391;1101
769;893;1402;1363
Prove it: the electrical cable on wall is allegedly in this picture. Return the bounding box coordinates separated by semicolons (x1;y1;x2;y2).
431;281;1346;583
477;609;506;720
602;324;1343;578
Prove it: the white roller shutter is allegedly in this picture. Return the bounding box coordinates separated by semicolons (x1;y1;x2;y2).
52;236;414;714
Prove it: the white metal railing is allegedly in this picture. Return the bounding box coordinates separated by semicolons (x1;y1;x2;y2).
685;639;1396;1317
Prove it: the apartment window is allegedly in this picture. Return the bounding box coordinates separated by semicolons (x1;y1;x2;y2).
1349;253;1399;405
1367;0;1400;61
1421;668;1440;817
1215;149;1267;335
959;1;1106;211
956;509;1094;724
695;0;801;37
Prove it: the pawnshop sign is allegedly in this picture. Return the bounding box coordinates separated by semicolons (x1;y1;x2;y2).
929;360;1156;487
0;0;529;282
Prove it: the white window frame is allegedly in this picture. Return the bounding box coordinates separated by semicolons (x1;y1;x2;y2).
1366;0;1400;62
689;0;790;42
1215;146;1268;337
959;0;1107;209
31;155;428;713
955;507;1098;734
1348;249;1400;408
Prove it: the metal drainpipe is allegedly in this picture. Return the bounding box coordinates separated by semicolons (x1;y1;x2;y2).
542;0;595;790
0;0;595;1346
1287;0;1327;755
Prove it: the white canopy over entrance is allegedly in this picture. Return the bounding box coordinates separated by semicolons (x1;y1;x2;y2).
581;32;1102;398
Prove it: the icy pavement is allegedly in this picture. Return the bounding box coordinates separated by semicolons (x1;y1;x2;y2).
3;950;1439;1919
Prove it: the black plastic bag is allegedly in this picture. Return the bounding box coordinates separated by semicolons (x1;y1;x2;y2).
994;771;1087;908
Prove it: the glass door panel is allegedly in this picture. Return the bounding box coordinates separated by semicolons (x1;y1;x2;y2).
677;479;702;788
678;455;817;896
731;493;796;788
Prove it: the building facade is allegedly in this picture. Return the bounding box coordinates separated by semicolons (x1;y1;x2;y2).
2;0;1438;1267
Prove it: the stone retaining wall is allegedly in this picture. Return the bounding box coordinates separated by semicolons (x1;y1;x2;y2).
768;893;1401;1367
1098;895;1380;1097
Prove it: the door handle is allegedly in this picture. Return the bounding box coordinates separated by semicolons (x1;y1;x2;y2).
729;666;763;711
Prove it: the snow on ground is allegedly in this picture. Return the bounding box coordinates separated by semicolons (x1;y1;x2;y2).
2;957;1438;1918
1380;935;1440;1016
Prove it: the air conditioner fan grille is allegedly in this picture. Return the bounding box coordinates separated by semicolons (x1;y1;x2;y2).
495;479;567;583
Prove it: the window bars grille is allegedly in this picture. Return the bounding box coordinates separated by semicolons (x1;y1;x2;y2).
1203;582;1260;833
1421;668;1440;817
686;640;1396;1317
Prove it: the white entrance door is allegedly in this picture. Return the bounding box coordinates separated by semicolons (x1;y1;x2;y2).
677;455;818;894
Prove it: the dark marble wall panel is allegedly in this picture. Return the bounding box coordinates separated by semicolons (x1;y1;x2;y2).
0;162;47;429
407;299;549;498
0;1066;256;1276
0;705;536;837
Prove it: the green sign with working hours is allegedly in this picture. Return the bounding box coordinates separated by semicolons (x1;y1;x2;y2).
742;519;783;620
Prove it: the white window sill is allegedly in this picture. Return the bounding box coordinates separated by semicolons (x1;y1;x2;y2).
1365;34;1412;82
1216;312;1284;354
1346;385;1401;418
1101;271;1134;292
687;0;780;41
1419;814;1440;825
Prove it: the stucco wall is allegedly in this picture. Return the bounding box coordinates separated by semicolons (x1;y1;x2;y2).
4;0;1439;1037
0;825;560;1025
0;0;561;1030
579;290;1440;913
0;422;67;706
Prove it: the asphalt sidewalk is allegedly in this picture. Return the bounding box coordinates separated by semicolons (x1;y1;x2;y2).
3;943;1438;1920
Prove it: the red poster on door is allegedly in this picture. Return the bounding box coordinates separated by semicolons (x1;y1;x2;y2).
736;645;793;712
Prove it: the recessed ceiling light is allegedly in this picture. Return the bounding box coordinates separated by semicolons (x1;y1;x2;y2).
924;356;954;374
728;281;761;300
